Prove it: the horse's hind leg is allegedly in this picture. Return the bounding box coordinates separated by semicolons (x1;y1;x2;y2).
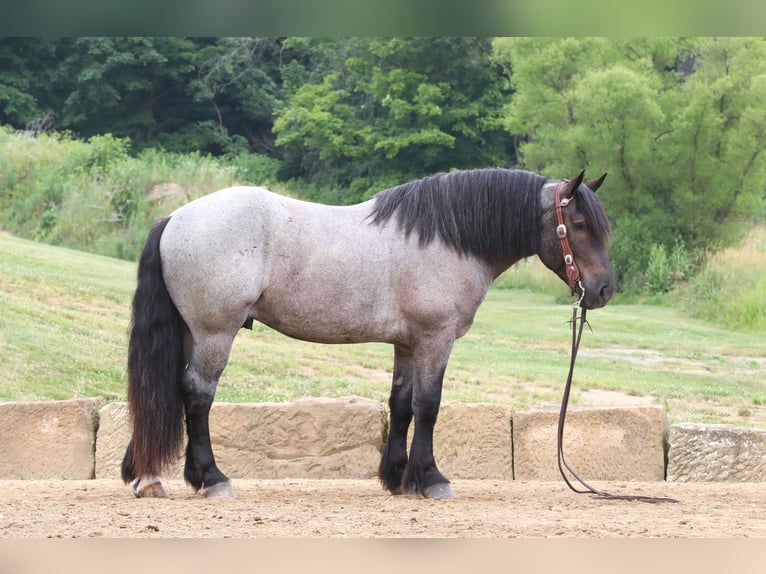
124;457;168;498
181;330;237;498
379;346;414;494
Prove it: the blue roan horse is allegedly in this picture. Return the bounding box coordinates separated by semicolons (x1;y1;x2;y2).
121;168;613;499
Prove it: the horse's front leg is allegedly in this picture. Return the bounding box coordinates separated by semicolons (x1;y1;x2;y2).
379;346;414;494
401;337;455;499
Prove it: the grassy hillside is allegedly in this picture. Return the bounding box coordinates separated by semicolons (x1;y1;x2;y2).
1;232;765;427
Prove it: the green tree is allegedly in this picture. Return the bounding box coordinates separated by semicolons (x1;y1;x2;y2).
660;38;766;246
273;37;513;202
188;37;285;155
0;38;58;129
52;37;199;146
0;37;286;156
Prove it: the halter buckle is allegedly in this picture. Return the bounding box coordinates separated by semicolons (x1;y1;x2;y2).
564;254;573;265
556;224;567;239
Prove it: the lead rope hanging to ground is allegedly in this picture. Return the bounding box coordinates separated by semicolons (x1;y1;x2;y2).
556;282;679;504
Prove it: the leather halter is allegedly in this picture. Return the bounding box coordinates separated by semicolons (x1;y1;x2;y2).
554;179;580;294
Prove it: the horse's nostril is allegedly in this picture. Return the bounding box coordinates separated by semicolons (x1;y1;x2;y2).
599;283;614;302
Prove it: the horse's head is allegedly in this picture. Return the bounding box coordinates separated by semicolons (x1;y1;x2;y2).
538;171;614;309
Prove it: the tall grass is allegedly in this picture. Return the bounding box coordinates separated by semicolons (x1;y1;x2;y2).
0;127;279;261
677;225;766;333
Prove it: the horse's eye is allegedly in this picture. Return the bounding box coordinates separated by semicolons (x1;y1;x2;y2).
573;221;587;231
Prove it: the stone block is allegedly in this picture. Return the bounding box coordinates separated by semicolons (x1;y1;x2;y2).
667;423;766;482
0;398;104;479
409;402;513;479
513;406;668;481
212;397;386;479
95;397;387;480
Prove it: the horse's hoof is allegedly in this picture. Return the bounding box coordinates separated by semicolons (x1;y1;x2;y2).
203;481;236;499
131;477;167;498
424;483;455;500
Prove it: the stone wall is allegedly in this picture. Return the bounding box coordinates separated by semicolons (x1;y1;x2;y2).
96;397;387;479
417;402;514;480
1;397;764;482
0;398;104;479
667;423;766;482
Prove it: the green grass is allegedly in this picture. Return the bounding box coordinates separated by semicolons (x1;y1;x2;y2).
0;232;135;401
1;232;765;428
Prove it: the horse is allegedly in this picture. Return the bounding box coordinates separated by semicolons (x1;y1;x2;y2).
121;168;613;500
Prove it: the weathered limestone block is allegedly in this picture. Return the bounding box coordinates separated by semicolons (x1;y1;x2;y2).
513;406;668;481
667;423;766;482
0;398;104;479
408;402;513;479
211;397;386;479
96;397;387;480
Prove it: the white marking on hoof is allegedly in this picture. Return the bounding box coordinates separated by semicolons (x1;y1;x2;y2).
203;481;236;498
424;483;455;499
131;476;168;498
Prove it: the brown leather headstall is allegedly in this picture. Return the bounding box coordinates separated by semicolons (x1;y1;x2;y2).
554;179;580;294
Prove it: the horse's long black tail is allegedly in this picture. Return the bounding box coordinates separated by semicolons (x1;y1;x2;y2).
121;217;186;483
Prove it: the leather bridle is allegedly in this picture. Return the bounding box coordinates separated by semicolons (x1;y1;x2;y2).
554;180;582;298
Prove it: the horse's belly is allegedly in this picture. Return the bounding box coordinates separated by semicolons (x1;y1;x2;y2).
251;295;400;345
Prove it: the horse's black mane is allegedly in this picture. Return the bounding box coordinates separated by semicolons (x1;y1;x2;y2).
369;169;542;262
369;168;611;263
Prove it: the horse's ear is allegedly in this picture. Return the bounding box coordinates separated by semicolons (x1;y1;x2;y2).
563;170;585;199
585;173;607;193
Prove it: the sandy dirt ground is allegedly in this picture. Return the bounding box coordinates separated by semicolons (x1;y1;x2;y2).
1;478;764;538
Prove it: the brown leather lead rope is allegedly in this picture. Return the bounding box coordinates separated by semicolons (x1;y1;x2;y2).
554;177;677;502
557;301;680;504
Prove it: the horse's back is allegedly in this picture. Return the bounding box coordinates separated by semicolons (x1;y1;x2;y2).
158;186;390;337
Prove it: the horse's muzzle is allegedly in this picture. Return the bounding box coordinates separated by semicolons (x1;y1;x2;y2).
578;278;614;309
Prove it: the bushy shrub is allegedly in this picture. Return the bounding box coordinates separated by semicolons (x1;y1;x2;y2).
227;152;281;186
645;239;694;295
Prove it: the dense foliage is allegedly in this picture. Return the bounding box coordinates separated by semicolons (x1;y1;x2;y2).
272;38;512;203
493;37;766;289
1;37;765;295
